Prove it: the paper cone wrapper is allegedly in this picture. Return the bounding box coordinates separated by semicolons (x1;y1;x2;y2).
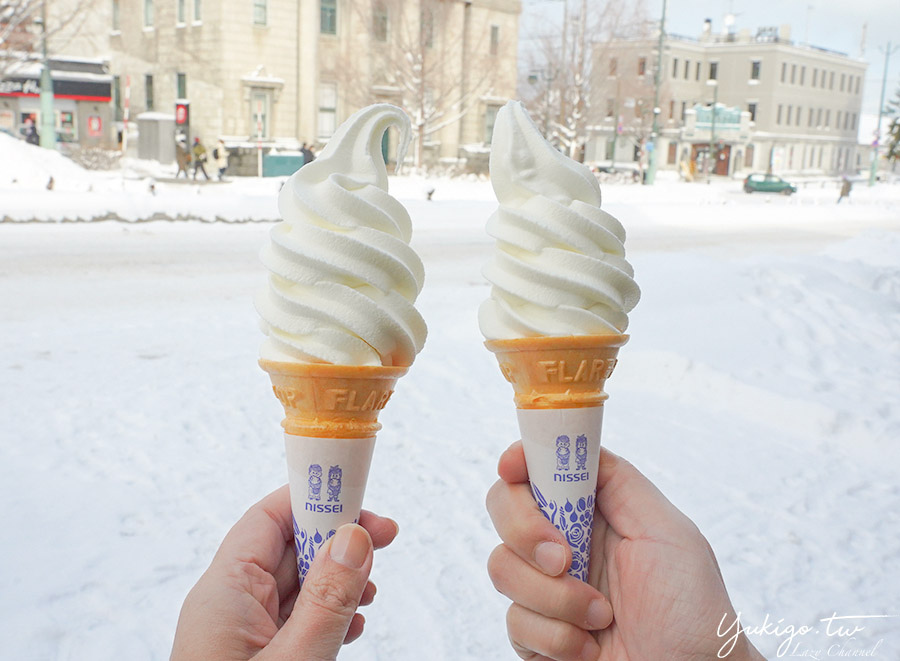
485;335;627;581
260;359;408;586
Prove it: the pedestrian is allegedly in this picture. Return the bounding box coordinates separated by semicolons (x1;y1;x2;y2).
175;139;191;178
837;176;852;204
192;137;210;181
24;118;39;146
213;138;229;181
301;142;315;166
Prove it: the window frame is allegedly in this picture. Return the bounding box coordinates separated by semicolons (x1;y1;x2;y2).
321;0;337;35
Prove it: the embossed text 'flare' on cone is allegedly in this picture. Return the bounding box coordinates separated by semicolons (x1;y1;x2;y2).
484;334;627;582
259;359;407;586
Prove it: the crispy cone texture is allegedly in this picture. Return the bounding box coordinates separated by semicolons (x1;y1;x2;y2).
484;335;628;409
259;360;408;438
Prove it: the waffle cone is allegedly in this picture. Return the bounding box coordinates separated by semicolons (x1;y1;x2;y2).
484;334;628;409
259;359;408;438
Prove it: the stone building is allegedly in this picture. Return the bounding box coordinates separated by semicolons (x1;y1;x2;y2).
587;21;868;177
107;0;520;172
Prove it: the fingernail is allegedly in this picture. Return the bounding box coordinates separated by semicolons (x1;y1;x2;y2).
586;598;612;629
534;541;566;575
330;524;369;569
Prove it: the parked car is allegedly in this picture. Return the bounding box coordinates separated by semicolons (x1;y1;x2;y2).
743;173;797;195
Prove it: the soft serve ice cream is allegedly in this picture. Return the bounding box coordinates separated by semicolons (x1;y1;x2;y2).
480;101;639;582
479;101;639;340
257;103;426;367
256;104;426;588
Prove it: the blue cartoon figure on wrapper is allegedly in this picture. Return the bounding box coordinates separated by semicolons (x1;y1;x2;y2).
327;465;343;502
556;435;570;471
308;464;322;501
575;434;587;471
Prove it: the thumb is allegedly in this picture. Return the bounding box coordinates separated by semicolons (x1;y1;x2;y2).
264;523;373;661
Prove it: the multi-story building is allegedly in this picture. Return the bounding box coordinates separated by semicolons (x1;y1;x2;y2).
107;0;520;172
587;21;868;177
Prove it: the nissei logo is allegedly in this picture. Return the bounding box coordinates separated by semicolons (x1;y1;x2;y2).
554;472;590;482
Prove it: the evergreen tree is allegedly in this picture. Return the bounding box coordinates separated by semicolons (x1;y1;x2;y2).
887;87;900;167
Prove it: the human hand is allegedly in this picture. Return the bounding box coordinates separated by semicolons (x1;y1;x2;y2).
486;442;765;661
171;485;398;661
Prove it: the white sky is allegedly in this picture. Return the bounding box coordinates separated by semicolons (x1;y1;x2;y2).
522;0;900;116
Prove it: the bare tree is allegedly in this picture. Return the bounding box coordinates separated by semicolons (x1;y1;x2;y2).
1;0;99;78
335;0;501;168
522;0;651;161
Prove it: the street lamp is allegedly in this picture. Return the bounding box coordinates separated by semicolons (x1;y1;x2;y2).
644;0;667;185
34;1;56;149
706;79;718;182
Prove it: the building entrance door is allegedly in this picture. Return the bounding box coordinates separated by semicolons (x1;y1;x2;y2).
714;144;731;176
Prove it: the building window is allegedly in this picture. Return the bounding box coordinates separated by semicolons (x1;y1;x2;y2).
253;0;266;25
776;104;782;124
709;61;718;80
829;71;834;89
781;62;786;82
745;145;754;168
373;3;388;41
672;57;679;77
144;0;154;28
251;91;269;138
490;25;499;56
321;0;336;34
812;68;818;86
840;73;846;92
177;0;185;23
824;109;830;126
836;110;841;129
606;98;614;118
681;101;686;121
638;57;646;76
695;61;700;80
421;8;433;47
816;108;822;126
145;74;154;111
800;66;805;85
609;57;617;76
176;72;187;99
786;105;792;124
791;64;796;84
750;60;760;80
684;59;690;79
668;99;674;119
112;0;120;30
808;107;814;127
194;0;201;22
318;83;337;138
855;76;860;94
748;102;757;122
796;106;802;126
852;112;857;130
485;105;500;143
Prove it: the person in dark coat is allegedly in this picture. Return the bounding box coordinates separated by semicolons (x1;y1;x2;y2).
24;118;39;145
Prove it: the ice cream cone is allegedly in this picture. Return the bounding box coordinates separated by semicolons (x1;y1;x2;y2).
260;359;408;585
484;334;627;581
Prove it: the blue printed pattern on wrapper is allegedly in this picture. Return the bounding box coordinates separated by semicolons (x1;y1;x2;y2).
292;514;336;587
531;483;595;581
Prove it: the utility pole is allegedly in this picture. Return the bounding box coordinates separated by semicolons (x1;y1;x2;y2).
39;1;56;149
869;41;898;186
706;79;719;182
644;0;667;185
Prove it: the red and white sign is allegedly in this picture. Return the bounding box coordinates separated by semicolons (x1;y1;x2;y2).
175;102;189;125
87;116;102;137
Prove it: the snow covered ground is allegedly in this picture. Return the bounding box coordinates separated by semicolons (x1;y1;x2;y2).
1;147;899;660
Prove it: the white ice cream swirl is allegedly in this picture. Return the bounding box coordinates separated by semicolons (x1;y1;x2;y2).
257;104;426;366
479;101;640;340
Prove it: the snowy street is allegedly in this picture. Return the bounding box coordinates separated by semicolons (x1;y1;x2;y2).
1;166;899;659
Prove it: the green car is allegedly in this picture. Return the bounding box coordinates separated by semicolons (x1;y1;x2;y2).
743;173;797;195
